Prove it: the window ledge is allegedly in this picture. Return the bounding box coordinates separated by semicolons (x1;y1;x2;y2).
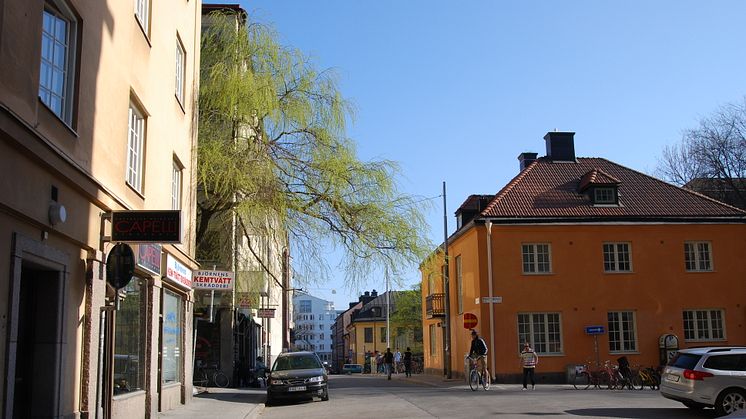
684;339;727;343
609;351;640;355
536;352;564;357
38;98;79;137
112;389;146;401
175;95;186;114
134;16;152;47
685;270;716;273
603;271;634;275
521;272;554;276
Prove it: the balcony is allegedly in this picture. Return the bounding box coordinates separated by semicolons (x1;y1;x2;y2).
425;293;445;318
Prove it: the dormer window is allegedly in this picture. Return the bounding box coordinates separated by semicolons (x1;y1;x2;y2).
593;187;617;204
579;168;622;206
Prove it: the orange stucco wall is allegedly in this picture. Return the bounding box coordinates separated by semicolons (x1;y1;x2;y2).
423;222;746;381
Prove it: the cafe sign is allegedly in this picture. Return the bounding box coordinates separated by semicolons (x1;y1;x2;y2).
111;210;181;243
137;244;162;275
164;254;192;289
193;270;234;290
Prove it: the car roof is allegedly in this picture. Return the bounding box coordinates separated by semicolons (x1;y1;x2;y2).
678;346;746;355
277;351;318;357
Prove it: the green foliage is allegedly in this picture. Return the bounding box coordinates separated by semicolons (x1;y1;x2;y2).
390;284;423;337
197;12;433;288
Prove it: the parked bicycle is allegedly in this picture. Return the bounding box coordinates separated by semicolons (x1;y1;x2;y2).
572;362;611;390
634;365;660;390
193;360;230;388
468;355;490;391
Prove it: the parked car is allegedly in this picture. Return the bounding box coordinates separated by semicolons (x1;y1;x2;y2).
660;346;746;416
266;351;328;406
342;363;363;374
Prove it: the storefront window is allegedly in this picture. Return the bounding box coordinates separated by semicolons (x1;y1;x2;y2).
162;288;183;384
114;278;146;395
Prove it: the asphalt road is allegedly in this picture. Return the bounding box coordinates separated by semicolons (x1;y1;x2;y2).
260;374;725;419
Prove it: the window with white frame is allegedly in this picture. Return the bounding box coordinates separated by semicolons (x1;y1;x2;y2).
593;187;616;204
172;160;182;210
126;104;145;192
455;255;463;314
683;309;725;341
175;38;185;105
685;241;713;272
134;0;149;35
299;300;311;313
607;311;637;352
522;243;551;274
603;242;631;272
39;1;77;124
429;324;436;356
517;312;562;354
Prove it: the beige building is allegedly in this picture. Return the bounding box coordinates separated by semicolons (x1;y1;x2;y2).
0;0;201;417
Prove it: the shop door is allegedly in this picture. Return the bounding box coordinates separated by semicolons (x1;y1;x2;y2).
12;264;63;418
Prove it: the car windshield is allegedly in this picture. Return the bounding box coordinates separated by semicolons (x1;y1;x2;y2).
668;353;702;369
273;355;322;371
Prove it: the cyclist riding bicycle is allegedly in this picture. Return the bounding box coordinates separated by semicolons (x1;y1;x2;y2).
469;329;488;375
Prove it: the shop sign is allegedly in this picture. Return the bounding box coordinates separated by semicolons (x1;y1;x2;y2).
111;210;181;243
137;244;162;275
164;254;192;289
237;293;252;309
193;270;234;290
257;308;275;318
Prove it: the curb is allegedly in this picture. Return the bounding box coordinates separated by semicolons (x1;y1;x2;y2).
244;403;264;419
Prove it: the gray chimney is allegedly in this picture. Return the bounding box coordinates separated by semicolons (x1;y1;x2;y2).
544;131;576;162
518;152;538;171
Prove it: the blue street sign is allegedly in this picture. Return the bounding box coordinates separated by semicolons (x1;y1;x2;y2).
585;325;605;335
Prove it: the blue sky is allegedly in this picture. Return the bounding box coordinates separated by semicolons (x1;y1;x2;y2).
210;1;746;309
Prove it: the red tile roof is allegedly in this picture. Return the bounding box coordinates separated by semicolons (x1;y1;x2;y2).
480;158;746;220
578;168;621;192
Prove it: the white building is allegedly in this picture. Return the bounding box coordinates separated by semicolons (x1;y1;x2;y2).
292;292;336;362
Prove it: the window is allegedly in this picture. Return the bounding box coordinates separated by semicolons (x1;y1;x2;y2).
319;333;324;340
603;243;631;272
126;104;145;192
310;314;315;320
114;278;146;395
685;241;713;271
134;0;149;35
380;327;386;343
522;243;551;274
429;324;436;356
175;38;185;105
517;312;562;354
364;327;373;343
172;160;182;210
593;187;616;204
703;355;746;372
607;311;637;352
455;255;463;314
683;309;725;341
427;273;435;296
40;2;77;124
299;300;311;313
162;289;183;384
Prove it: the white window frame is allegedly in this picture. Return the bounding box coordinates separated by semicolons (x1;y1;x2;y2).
427;272;435;296
39;1;77;124
607;311;637;353
429;324;436;356
175;37;186;105
603;242;632;273
134;0;150;35
685;241;713;272
126;104;146;193
517;312;562;355
455;255;463;314
683;309;726;342
172;160;182;210
522;243;552;274
594;187;616;204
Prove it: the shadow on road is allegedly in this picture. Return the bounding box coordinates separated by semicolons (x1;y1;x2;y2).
565;408;717;418
195;389;267;405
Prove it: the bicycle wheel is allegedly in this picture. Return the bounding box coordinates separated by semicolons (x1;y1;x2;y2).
482;369;490;390
573;372;591;390
598;371;612;389
469;369;479;391
213;371;230;388
193;369;208;387
631;374;644;390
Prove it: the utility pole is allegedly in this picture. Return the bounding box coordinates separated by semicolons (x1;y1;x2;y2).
442;181;452;379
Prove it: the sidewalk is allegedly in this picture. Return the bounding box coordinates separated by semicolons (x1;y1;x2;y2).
158;387;265;419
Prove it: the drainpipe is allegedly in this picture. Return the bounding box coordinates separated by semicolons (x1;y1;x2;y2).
485;220;496;382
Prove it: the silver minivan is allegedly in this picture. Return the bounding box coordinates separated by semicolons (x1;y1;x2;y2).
660;347;746;416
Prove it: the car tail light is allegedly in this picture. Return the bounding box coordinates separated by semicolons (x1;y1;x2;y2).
683;369;714;380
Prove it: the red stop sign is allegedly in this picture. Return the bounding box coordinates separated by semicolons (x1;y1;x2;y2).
463;313;478;329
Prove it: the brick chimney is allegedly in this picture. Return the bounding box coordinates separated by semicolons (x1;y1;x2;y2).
544;131;576;162
518;152;538;171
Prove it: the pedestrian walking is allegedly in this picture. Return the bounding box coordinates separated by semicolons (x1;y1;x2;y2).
384;348;394;380
520;342;539;390
394;348;402;373
403;347;413;377
370;351;377;375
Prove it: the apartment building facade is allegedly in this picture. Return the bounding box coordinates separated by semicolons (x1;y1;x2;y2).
292;292;337;362
0;0;201;416
422;132;746;383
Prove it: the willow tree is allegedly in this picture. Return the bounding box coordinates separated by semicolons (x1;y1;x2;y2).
197;11;431;288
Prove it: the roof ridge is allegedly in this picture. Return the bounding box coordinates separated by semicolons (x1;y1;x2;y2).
481;158;539;216
592;158;746;215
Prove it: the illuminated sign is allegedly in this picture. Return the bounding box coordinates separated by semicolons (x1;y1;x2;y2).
111;210;181;243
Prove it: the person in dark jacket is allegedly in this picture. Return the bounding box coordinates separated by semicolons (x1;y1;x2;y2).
384;348;394;380
403;347;413;377
469;330;488;377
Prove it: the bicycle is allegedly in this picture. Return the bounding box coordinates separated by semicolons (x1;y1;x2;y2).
193;360;230;388
635;365;660;390
572;362;611;390
468;355;490;391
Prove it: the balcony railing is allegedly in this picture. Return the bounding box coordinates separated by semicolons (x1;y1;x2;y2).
425;293;445;318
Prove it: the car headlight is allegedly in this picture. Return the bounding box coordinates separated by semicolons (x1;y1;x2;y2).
270;378;285;385
307;376;324;383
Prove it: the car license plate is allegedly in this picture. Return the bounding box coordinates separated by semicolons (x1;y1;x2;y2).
288;386;306;392
665;374;680;383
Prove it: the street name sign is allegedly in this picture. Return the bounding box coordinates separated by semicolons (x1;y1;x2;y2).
585;325;606;335
481;296;503;304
